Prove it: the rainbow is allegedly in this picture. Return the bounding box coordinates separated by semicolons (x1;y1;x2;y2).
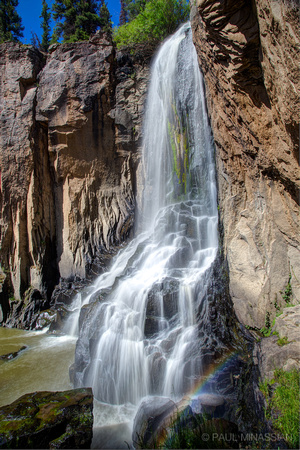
154;350;243;448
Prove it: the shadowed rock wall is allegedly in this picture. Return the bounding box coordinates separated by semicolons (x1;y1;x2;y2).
191;0;299;328
0;33;149;324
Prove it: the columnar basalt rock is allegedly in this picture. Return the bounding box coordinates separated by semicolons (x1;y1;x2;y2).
0;43;52;322
0;34;149;326
191;0;300;328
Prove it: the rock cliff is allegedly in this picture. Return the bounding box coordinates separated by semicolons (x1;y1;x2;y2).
0;33;149;325
0;2;299;335
191;0;299;328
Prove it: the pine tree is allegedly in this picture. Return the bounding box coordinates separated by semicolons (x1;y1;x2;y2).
40;0;51;51
99;0;112;33
75;0;101;40
124;0;148;22
52;0;100;43
30;31;41;49
0;0;24;43
119;0;127;25
52;0;76;42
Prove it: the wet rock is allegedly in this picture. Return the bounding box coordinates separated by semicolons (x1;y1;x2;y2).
0;388;93;449
0;346;27;362
190;394;232;418
132;396;176;448
133;395;240;449
148;352;167;394
144;315;168;338
5;288;50;330
48;306;71;334
144;278;179;337
34;309;57;330
73;300;103;385
144;278;179;338
51;277;88;309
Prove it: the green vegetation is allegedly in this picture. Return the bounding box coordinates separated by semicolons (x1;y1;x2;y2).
259;311;272;337
40;0;51;51
247;274;298;339
0;0;24;43
276;335;290;346
164;413;238;449
119;0;127;25
134;412;239;449
113;0;189;49
260;368;299;449
123;0;149;22
281;273;292;304
52;0;111;43
99;0;112;34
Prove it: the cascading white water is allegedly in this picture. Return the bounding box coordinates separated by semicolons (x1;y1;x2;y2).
73;22;218;408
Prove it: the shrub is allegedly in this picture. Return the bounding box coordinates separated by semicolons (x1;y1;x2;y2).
113;0;189;49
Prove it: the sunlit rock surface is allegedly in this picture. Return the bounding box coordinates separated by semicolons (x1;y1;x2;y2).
259;304;300;379
0;33;149;326
191;0;300;328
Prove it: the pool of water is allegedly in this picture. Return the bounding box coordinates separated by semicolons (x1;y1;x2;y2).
0;327;76;407
0;326;135;447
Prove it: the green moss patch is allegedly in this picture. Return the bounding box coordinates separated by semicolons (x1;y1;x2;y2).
0;389;93;449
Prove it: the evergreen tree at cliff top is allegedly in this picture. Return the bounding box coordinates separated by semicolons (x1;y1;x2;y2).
40;0;51;51
119;0;127;25
0;0;24;43
123;0;149;22
99;0;112;34
52;0;101;43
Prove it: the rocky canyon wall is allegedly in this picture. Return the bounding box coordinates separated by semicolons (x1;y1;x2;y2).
191;0;299;328
1;2;299;332
0;33;149;324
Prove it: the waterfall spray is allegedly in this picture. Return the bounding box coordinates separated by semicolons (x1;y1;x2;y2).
73;22;218;407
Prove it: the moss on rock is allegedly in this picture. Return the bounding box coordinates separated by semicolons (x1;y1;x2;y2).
0;388;93;449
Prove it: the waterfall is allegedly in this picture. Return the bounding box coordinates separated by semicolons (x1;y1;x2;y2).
73;22;218;407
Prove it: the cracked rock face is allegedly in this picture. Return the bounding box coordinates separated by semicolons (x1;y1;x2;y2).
259;305;300;379
191;0;300;327
0;34;149;325
0;43;53;320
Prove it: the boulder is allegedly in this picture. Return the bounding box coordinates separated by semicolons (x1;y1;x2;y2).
0;388;93;449
0;346;27;362
132;396;176;448
132;395;239;449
